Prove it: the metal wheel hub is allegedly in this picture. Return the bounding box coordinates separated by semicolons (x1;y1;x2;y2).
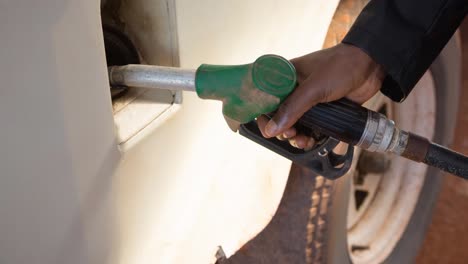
346;72;437;263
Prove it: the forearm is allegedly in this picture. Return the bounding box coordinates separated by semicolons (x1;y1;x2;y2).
343;0;468;102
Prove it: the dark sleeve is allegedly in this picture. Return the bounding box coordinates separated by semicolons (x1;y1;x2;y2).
342;0;467;102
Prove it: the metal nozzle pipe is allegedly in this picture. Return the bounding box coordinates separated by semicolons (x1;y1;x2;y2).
108;64;197;92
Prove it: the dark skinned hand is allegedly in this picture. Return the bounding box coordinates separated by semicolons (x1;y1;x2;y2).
257;43;386;149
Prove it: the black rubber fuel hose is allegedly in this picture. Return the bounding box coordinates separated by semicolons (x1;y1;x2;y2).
424;143;468;179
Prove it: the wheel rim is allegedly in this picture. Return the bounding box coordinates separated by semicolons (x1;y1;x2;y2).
346;72;437;264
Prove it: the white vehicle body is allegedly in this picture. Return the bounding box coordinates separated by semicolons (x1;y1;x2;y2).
0;1;339;263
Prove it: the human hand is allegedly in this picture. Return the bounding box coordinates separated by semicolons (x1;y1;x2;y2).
257;43;385;149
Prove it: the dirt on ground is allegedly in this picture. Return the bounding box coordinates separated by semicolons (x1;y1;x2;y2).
416;18;468;264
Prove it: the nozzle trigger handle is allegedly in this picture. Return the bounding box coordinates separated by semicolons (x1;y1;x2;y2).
239;122;354;180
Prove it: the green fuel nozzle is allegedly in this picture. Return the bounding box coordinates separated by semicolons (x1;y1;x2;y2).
195;55;297;127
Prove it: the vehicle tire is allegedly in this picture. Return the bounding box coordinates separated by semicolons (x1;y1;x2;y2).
325;34;461;264
225;0;461;263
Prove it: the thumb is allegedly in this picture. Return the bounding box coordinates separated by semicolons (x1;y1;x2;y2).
264;79;326;137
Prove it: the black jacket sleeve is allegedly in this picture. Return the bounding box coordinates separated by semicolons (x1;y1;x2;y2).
343;0;467;102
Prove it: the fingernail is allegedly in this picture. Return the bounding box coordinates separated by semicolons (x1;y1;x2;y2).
265;120;278;137
296;140;306;148
290;139;298;148
283;131;293;139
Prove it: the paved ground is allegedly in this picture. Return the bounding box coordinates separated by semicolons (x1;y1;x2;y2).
416;18;468;264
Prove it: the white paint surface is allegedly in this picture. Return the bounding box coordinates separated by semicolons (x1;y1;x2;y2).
0;0;338;263
113;1;339;263
0;1;118;263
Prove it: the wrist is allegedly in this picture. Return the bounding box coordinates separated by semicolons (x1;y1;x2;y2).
338;43;386;82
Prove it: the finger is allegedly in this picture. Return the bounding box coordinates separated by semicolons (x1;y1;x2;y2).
283;127;297;139
304;137;317;151
264;78;327;137
292;134;310;149
258;115;297;141
288;138;298;148
276;134;286;141
256;115;271;138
